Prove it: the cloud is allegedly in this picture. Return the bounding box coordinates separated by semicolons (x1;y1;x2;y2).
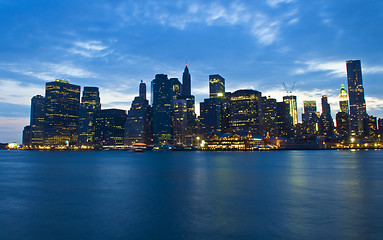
109;1;298;45
69;40;111;58
266;0;295;7
0;62;95;81
294;60;347;78
0;79;44;105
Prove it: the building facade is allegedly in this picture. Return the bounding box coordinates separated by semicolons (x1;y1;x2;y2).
30;95;45;146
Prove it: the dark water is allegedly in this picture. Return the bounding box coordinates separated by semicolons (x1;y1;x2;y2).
0;150;383;240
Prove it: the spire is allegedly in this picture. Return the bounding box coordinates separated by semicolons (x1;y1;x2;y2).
182;64;191;97
139;80;146;100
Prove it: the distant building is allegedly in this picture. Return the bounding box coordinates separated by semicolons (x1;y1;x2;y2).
339;84;349;113
125;81;151;145
283;95;298;125
181;64;191;97
302;101;317;123
30;95;45;146
172;99;187;144
209;74;225;99
78;87;101;146
378;118;383;137
363;115;377;139
262;97;277;137
336;112;350;139
44;79;80;146
170;78;182;100
22;125;31;146
226;90;263;134
319;95;334;136
95;109;127;146
276;101;293;138
200;98;222;137
151;74;173;144
347;60;367;136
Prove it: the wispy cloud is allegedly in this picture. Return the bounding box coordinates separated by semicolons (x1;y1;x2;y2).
110;1;298;45
0;79;44;105
0;62;95;81
0;116;29;142
69;40;111;58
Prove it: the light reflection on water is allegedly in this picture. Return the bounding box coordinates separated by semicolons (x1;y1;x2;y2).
0;150;382;239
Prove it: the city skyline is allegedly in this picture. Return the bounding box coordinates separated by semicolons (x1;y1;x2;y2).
1;0;383;142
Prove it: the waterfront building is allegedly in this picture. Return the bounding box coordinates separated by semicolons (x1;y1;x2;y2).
319;95;334;136
30;95;45;146
276;102;293;138
226;90;263;134
262;97;278;137
283;95;298;125
125;81;151;145
336;112;350;139
200;98;222;137
204;130;264;151
363;115;377;139
209;74;225;99
339;84;349;113
378;118;383;137
94;109;127;146
302;101;317;123
172;99;187;144
346;60;367;136
44;79;80;146
78;87;101;146
22;125;31;146
151;74;173;144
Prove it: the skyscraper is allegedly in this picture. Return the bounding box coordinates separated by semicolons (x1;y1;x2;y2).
339;84;349;113
181;64;191;97
44;79;80;146
346;60;367;136
283;95;298;125
125;81;151;145
209;74;225;98
302;101;317;123
321;95;331;116
262;97;277;137
151;74;173;143
30;95;45;146
94;109;127;146
227;90;263;134
78;87;101;146
172;99;187;144
319;95;334;136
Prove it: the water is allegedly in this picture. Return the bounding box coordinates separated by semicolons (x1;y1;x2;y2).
0;150;383;239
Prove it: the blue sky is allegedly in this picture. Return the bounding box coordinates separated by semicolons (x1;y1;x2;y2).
1;0;383;143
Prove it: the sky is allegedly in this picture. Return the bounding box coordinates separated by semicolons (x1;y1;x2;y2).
1;0;383;143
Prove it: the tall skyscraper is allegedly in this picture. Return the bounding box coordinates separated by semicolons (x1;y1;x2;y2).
172;99;187;144
346;60;367;136
276;101;293;138
321;95;331;116
209;74;225;98
22;125;31;146
319;95;334;136
151;74;173;143
200;98;222;136
339;84;349;113
336;112;350;139
283;95;298;125
181;64;191;97
170;78;182;100
78;87;101;146
30;95;45;146
139;80;146;100
44;79;80;146
302;101;317;123
262;97;277;137
125;81;151;145
227;90;263;134
94;109;127;146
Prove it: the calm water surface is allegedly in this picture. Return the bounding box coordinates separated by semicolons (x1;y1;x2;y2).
0;150;383;239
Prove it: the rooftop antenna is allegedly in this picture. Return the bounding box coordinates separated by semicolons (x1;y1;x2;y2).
283;82;296;95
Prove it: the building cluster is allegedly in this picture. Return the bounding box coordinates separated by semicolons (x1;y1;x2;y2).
22;60;383;149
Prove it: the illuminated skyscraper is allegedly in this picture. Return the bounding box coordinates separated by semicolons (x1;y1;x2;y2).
227;90;263;134
283;95;298;125
94;109;127;146
182;64;191;97
78;87;101;146
209;74;225;98
339;84;349;113
22;125;31;146
346;60;367;136
44;79;80;146
262;97;277;137
151;74;173;143
172;99;187;144
30;95;45;146
319;95;334;136
125;81;151;145
302;101;317;123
